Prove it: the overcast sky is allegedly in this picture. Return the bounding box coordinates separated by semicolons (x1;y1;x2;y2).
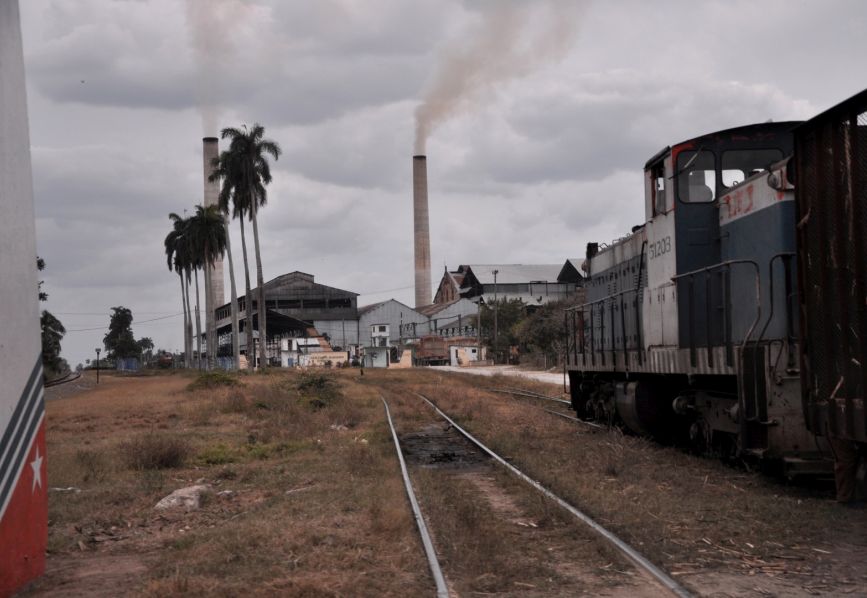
20;0;867;367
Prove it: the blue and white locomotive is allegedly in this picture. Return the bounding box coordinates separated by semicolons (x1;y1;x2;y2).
565;120;826;475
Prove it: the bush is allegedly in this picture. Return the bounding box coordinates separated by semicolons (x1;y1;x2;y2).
197;443;238;465
187;371;241;391
295;373;342;410
120;433;191;470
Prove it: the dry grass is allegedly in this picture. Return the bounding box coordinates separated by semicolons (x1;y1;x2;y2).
36;369;430;597
35;367;867;597
400;374;867;596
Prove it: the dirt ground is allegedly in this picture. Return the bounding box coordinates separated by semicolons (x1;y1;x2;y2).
22;369;867;597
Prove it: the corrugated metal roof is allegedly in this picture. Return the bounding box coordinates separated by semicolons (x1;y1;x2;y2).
417;299;460;316
462;264;563;285
357;300;388;316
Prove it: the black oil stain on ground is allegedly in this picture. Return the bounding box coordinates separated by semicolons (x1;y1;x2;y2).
400;424;489;470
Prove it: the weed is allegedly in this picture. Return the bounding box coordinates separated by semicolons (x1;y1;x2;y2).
121;433;191;470
197;443;238;465
75;449;110;483
187;371;241;391
222;391;248;414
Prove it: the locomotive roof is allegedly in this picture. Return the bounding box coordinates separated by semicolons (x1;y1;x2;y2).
644;121;802;169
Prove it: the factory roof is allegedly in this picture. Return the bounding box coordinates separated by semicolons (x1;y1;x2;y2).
357;298;418;317
459;264;564;285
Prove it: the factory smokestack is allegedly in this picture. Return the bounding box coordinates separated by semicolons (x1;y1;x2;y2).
413;155;432;308
203;137;224;308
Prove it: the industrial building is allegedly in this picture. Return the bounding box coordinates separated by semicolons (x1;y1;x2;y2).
433;261;583;308
211;271;479;367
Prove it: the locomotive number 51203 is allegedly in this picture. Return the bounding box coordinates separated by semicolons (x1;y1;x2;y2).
649;236;671;259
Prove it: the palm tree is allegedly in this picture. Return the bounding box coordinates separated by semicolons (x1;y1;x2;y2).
188;204;228;370
165;213;193;368
216;124;281;369
209;154;248;370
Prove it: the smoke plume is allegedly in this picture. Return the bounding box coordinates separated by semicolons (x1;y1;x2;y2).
185;0;250;134
414;1;585;154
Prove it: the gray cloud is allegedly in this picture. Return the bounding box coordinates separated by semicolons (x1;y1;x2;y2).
17;0;867;366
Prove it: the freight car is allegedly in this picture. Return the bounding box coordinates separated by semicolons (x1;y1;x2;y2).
564;88;867;478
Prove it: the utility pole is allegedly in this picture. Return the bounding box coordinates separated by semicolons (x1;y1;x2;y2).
95;348;101;384
492;269;499;364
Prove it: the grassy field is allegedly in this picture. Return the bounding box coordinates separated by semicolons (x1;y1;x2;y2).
27;367;867;597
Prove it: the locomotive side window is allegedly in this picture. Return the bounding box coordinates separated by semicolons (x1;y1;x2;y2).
651;163;667;215
721;148;783;188
677;150;716;203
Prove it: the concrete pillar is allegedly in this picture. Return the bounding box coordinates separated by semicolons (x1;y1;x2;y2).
0;0;48;592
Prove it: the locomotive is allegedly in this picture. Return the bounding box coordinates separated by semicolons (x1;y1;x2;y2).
565;89;867;478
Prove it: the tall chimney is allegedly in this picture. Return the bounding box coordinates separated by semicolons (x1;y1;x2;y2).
203;137;224;307
413;155;432;308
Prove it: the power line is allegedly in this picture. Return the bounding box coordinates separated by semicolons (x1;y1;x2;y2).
357;284;414;296
53;310;180;316
64;312;183;332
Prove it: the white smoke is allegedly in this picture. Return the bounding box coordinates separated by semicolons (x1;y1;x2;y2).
185;0;251;135
414;0;586;154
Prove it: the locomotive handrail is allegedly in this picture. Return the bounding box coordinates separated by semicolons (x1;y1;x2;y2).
755;252;797;355
565;286;644;367
672;259;762;369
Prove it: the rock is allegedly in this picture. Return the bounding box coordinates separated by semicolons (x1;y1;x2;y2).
329;424;348;431
154;485;210;511
217;490;235;499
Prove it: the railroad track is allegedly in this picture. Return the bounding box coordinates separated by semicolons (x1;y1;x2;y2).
382;392;692;598
44;371;82;388
484;386;605;430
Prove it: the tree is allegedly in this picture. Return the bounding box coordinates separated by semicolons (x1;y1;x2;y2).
208;156;246;370
187;204;228;369
37;257;68;380
479;298;526;362
164;213;194;368
41;310;67;377
513;296;578;367
104;306;140;360
216;124;281;369
137;337;154;363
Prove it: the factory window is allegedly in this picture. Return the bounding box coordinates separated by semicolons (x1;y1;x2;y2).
329;298;352;309
677;150;717;203
721;148;783;189
304;299;326;309
277;299;300;309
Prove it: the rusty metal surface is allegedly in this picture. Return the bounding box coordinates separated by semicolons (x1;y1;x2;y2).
795;89;867;443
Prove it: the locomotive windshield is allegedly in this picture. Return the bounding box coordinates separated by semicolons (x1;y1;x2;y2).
676;150;716;203
721;148;784;188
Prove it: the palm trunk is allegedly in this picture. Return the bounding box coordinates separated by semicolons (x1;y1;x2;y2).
204;240;215;371
250;192;267;370
194;269;203;370
239;217;254;369
178;273;190;368
225;222;241;370
185;272;194;368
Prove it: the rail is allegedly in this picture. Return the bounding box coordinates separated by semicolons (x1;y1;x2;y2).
414;392;692;598
484;387;604;429
381;398;449;598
